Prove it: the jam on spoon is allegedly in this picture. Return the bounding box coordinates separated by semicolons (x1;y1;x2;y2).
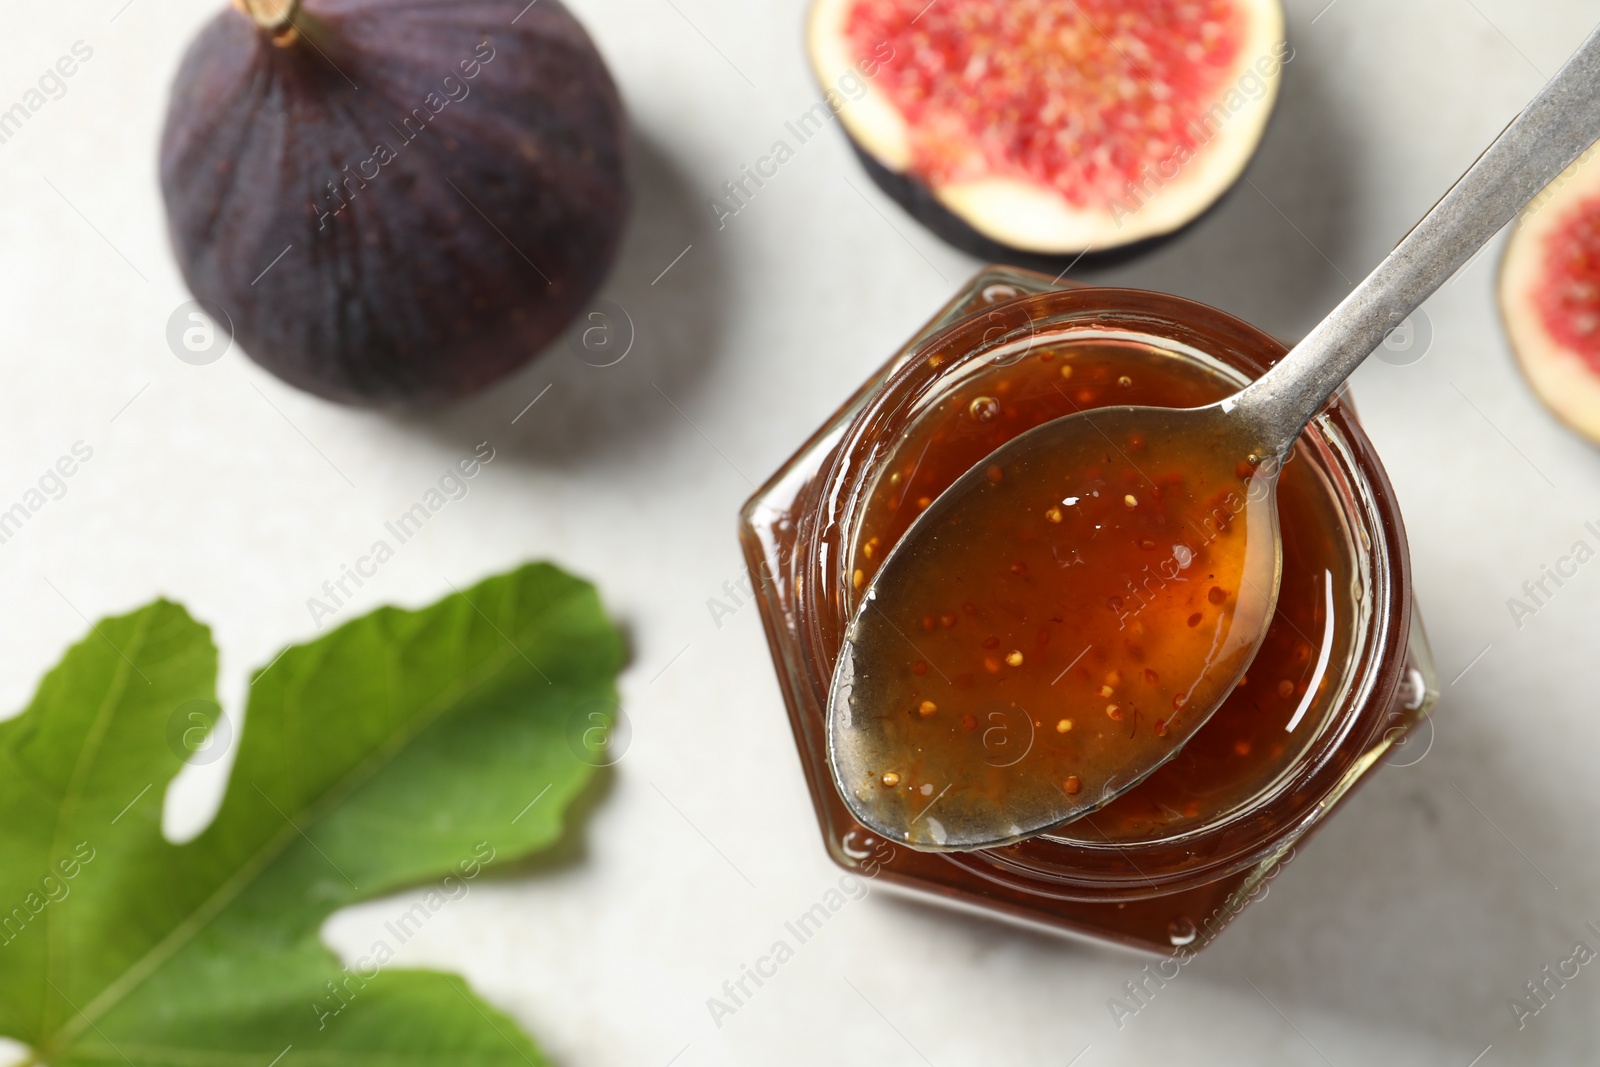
829;24;1600;850
830;404;1280;849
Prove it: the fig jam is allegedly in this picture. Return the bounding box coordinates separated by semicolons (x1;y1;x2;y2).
844;336;1353;846
740;269;1437;953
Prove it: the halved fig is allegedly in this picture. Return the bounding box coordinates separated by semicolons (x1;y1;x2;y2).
160;0;628;407
1499;147;1600;443
807;0;1288;259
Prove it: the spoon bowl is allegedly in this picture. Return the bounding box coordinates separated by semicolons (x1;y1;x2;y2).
829;401;1282;849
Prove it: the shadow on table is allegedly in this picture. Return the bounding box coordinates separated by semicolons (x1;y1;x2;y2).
406;126;730;469
1192;693;1582;1058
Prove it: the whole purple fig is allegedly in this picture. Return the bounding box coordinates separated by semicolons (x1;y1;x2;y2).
161;0;629;406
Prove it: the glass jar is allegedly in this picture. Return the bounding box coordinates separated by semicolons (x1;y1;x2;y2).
739;267;1439;955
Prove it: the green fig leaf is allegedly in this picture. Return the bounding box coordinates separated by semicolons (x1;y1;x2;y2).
0;562;624;1067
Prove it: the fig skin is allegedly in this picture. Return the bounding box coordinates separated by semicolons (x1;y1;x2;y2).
160;0;629;407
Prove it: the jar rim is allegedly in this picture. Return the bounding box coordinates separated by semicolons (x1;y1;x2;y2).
797;285;1413;900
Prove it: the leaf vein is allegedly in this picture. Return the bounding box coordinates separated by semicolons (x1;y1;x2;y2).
44;608;156;1036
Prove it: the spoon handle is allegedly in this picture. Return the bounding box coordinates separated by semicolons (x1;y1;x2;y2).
1235;24;1600;459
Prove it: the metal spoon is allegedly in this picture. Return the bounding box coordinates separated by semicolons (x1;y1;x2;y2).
828;25;1600;852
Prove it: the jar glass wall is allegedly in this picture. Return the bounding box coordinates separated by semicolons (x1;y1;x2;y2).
739;268;1439;954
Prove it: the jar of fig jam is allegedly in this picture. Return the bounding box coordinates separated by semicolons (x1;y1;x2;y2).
739;267;1440;954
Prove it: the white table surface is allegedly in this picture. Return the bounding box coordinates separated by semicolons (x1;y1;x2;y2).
3;0;1598;1063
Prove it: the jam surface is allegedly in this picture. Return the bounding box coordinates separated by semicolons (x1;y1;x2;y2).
842;335;1355;845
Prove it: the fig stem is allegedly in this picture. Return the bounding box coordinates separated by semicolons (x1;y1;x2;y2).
232;0;323;47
